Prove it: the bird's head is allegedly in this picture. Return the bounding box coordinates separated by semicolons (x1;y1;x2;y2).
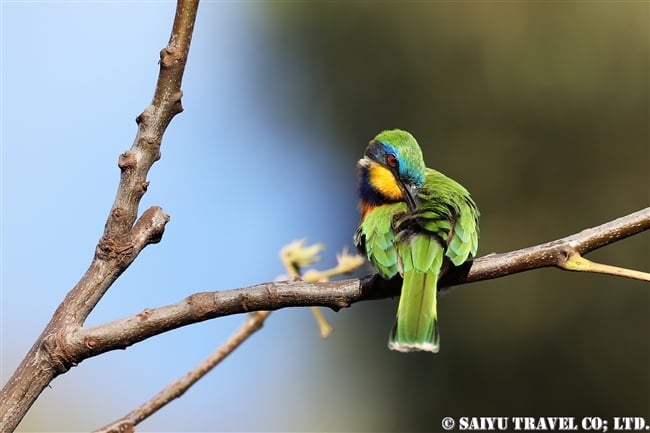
358;129;426;210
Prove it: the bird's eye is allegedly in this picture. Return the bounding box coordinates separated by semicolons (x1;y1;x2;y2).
386;154;398;168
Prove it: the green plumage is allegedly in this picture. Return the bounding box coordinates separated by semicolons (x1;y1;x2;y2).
355;130;479;353
391;235;443;351
357;203;405;278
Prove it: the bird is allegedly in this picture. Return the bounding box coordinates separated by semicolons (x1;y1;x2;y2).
354;129;479;352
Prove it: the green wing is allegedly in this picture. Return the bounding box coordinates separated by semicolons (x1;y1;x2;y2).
416;168;480;264
354;202;407;279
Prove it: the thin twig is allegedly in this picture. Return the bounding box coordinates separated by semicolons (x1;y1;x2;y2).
560;253;650;281
93;311;270;433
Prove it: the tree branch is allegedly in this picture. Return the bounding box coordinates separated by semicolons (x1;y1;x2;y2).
0;1;199;431
65;207;648;366
440;206;650;286
93;311;271;433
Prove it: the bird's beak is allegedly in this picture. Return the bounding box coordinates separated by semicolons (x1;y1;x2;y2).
357;155;371;168
399;181;418;211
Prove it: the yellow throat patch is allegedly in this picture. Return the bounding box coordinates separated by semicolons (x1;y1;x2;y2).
369;163;403;201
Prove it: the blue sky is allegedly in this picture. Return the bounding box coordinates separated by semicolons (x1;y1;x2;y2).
1;2;363;430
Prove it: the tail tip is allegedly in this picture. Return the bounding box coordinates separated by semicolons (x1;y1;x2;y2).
388;341;439;353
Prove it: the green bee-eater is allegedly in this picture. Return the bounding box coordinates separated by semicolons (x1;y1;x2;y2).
354;129;479;352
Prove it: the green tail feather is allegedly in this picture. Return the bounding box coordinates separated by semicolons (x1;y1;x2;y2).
389;270;439;352
389;235;443;353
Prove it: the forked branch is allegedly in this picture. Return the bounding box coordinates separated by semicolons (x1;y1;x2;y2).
0;1;200;432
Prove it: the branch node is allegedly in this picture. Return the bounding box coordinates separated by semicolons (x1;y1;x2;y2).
138;180;150;196
84;335;98;350
240;294;250;312
160;46;182;68
41;332;73;375
559;251;650;282
117;152;137;170
139;135;161;151
131;206;170;246
172;91;184;115
185;293;211;319
137;308;154;321
265;282;279;301
111;207;127;220
96;235;135;262
558;246;577;264
333;300;351;311
138;136;162;161
135;105;155;127
95;420;134;433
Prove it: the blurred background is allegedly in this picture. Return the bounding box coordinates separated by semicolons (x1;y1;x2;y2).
1;2;648;431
